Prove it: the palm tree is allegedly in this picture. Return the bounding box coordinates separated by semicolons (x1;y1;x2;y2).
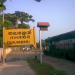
0;0;7;26
0;4;6;12
0;0;7;14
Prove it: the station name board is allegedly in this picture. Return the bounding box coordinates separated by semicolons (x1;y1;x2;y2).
3;28;36;48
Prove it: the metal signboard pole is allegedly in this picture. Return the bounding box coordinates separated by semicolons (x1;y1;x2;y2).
3;27;5;64
37;22;49;64
3;11;6;64
39;30;43;64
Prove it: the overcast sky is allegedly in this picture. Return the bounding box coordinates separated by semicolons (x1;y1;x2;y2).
5;0;75;41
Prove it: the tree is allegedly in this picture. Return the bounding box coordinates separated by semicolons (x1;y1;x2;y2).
4;13;17;26
1;11;34;28
18;24;30;29
14;11;34;27
0;0;7;29
0;0;7;14
0;0;6;12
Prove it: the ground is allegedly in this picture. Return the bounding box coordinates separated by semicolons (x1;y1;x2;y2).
0;56;75;75
0;47;75;75
0;61;35;75
43;55;75;75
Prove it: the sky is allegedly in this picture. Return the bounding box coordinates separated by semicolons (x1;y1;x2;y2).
5;0;75;42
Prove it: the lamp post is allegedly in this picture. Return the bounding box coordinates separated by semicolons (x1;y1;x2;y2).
37;22;49;64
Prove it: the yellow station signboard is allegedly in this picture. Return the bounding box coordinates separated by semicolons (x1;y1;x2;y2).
3;28;36;48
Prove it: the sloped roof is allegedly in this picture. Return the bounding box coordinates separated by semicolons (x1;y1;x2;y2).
37;22;49;27
48;30;75;42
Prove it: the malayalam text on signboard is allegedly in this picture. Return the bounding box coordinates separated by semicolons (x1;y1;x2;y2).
4;28;36;48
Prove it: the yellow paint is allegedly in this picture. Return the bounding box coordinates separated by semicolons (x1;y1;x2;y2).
5;48;12;55
4;28;36;48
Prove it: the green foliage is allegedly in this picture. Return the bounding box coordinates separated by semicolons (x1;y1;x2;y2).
0;0;7;3
0;36;3;47
18;24;30;28
28;60;66;75
0;20;13;28
3;20;13;27
0;28;2;36
4;11;34;28
15;11;34;23
0;4;6;11
0;28;3;47
4;13;17;26
0;11;34;28
0;0;6;12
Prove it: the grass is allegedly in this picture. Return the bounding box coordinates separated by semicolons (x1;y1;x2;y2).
28;59;67;75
